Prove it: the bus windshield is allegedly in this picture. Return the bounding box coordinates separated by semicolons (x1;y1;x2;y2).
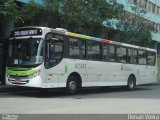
7;38;43;67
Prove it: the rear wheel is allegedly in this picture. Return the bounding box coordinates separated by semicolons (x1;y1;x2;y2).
127;76;136;91
66;76;78;94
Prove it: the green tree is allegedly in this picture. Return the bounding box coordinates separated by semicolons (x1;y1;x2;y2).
18;0;60;27
43;0;61;27
117;5;153;47
28;0;123;37
4;0;123;38
16;0;45;26
60;0;123;36
0;0;19;22
0;0;153;47
0;0;20;37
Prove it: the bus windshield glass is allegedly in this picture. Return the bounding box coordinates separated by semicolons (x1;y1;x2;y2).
7;38;43;66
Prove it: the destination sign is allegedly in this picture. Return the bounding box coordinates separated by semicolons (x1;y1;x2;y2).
10;28;42;37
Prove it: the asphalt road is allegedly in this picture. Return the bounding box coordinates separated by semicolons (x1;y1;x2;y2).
0;84;160;115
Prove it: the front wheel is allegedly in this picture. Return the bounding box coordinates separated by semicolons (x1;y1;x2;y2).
127;76;136;91
66;76;78;94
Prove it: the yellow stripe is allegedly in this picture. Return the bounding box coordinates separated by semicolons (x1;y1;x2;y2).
66;32;80;37
66;32;93;40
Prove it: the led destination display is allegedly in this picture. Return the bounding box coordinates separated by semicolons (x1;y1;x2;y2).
10;28;42;37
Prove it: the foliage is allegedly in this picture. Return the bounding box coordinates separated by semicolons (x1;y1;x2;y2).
42;0;61;28
117;5;153;47
0;0;20;37
20;1;44;20
118;22;153;47
16;0;45;26
59;0;124;36
0;0;19;23
18;0;123;37
0;0;154;47
0;0;124;37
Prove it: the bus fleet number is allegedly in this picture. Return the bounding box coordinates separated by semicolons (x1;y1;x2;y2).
75;63;87;69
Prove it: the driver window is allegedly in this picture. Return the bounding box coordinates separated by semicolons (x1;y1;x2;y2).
45;33;63;68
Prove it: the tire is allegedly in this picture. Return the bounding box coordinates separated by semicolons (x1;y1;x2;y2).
127;76;136;91
66;76;78;94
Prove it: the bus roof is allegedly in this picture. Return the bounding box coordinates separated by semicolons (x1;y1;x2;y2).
11;26;156;52
52;27;156;52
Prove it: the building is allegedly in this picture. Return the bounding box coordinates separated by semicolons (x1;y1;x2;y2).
104;0;160;47
118;0;160;47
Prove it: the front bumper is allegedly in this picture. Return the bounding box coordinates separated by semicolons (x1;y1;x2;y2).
5;75;43;88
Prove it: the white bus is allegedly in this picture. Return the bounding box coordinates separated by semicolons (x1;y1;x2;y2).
6;27;157;93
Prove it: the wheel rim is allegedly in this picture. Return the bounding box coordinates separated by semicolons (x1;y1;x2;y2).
69;81;76;90
128;79;134;88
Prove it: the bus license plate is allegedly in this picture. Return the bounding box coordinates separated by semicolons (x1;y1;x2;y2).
15;79;21;83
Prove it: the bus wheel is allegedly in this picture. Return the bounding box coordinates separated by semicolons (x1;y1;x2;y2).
66;76;78;94
127;76;136;91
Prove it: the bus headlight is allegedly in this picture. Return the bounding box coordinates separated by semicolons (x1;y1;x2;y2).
6;74;10;78
28;70;41;79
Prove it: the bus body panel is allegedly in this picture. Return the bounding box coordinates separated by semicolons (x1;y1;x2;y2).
6;58;157;88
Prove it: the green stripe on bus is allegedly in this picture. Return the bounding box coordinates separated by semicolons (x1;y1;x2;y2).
6;67;36;76
65;65;68;73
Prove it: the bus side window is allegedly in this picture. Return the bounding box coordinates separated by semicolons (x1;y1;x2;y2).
128;48;138;64
147;51;156;66
138;50;147;65
116;46;127;63
103;44;115;62
68;38;86;59
69;38;80;58
87;41;101;60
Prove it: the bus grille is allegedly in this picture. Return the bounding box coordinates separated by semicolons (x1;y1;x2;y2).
9;79;29;85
